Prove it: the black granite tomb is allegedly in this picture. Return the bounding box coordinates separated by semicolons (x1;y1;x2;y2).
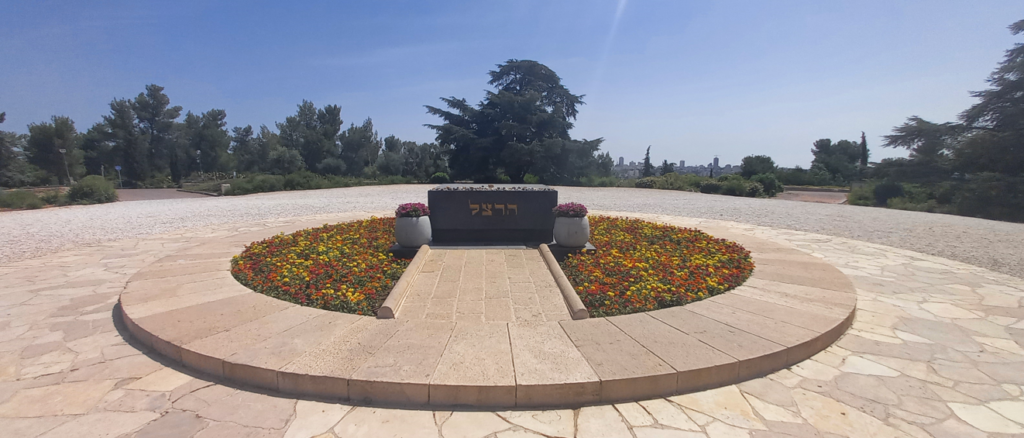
428;184;558;244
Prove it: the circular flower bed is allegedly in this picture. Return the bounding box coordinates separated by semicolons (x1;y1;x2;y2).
560;216;754;317
231;217;409;315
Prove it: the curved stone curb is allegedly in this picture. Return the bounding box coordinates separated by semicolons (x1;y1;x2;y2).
377;244;430;319
538;243;589;320
117;213;856;408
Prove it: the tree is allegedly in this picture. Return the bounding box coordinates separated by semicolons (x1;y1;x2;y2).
133;85;182;181
376;135;410;177
0;113;40;188
258;126;305;175
26;116;83;185
659;159;676;176
881;117;958;181
882;20;1024;178
337;118;382;176
426;59;610;184
859;132;869;168
810;138;860;184
740;155;776;178
230;125;260;172
0;112;9;169
641;146;655;177
277;101;343;173
182;109;231;174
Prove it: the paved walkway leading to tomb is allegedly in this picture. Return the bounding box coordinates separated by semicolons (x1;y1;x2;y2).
0;209;1022;437
398;249;571;322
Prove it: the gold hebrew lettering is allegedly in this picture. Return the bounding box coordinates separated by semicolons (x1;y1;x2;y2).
469;201;480;215
482;204;493;216
495;204;505;215
508;204;518;215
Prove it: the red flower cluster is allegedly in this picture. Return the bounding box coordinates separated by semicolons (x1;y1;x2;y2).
560;216;754;317
553;202;588;218
395;202;430;217
231;217;409;315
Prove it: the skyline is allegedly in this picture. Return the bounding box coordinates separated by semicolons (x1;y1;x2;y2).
1;1;1020;168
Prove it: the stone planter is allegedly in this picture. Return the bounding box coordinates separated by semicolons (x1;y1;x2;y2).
395;216;431;247
553;216;589;247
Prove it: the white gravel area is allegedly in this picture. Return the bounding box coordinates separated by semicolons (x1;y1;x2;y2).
1;185;1022;278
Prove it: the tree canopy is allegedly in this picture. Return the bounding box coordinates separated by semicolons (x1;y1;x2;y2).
426;59;612;183
740;155;776;178
883;19;1024;178
810;138;860;184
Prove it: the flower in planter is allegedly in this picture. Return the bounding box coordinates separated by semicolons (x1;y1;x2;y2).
552;202;588;218
395;202;430;218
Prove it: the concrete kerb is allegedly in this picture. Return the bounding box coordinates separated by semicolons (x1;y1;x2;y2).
539;243;589;320
378;244;430;319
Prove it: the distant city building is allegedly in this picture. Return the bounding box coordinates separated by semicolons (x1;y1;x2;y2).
612;152;740;178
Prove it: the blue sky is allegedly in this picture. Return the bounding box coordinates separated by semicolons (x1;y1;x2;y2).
1;0;1021;167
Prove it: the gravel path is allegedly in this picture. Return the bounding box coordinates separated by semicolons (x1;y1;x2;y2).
1;185;1022;277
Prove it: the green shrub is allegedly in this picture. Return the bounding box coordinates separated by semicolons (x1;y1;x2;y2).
635;177;657;189
227;174;285;195
523;173;540;184
745;182;765;198
716;174;745;184
952;173;1024;222
324;175;359;188
720;179;748;197
698;180;722;194
283;171;325;191
873;180;905;206
429;172;450;184
67;176;118;204
886;197;953;214
750;173;782;197
0;190;45;209
138;175;176;188
38;190;67;206
578;176;623;187
375;175;415;185
847;183;874;206
656;173;706;191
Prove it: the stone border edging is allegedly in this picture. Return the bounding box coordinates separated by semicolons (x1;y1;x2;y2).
538;243;589;320
176;189;220;196
377;244;430;319
117;213;857;409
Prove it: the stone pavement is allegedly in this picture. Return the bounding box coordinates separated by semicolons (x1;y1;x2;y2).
397;249;571;323
0;211;1022;437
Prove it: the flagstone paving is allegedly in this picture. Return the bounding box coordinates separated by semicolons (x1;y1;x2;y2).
0;210;1022;437
397;249;572;323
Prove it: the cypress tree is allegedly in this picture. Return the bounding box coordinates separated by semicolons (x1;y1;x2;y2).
860;131;869;168
642;146;655;177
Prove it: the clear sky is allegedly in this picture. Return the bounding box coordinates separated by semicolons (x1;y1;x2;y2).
1;0;1020;167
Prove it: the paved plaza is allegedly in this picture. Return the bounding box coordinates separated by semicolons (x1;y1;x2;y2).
0;187;1023;437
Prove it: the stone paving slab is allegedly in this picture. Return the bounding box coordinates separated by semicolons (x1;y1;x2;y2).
116;212;856;408
398;248;572;323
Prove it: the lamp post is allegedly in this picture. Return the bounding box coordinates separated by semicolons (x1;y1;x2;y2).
58;149;72;185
